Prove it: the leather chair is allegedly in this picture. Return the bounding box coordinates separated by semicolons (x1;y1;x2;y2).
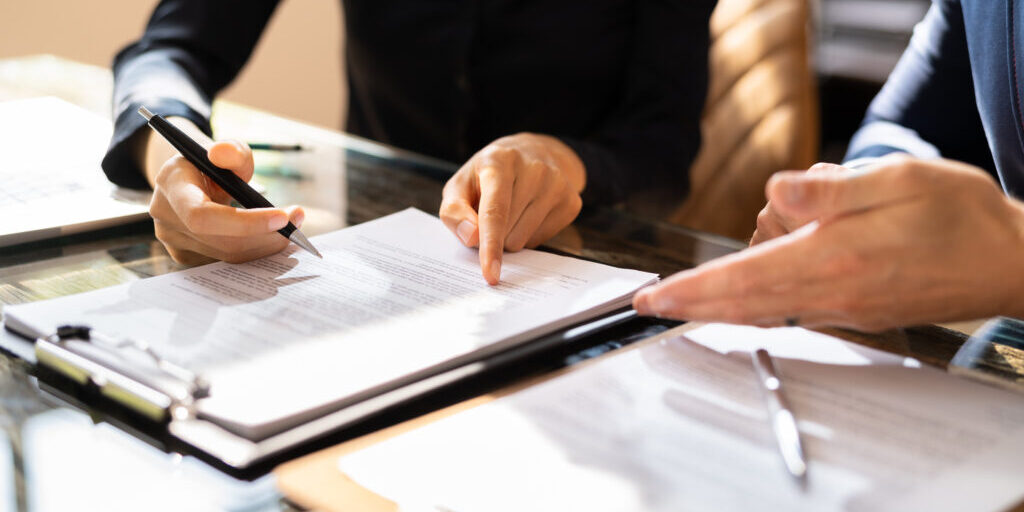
669;0;819;242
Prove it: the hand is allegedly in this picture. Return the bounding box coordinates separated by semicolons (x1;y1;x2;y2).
633;157;1024;331
750;162;847;245
141;119;304;265
439;133;585;284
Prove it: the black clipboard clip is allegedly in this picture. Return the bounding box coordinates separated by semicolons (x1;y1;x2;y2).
35;325;210;423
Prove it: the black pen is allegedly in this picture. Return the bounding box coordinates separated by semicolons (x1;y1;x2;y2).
138;106;322;258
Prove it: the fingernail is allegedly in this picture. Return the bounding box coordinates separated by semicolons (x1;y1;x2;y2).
293;210;305;228
268;214;288;231
488;259;501;284
456;220;476;245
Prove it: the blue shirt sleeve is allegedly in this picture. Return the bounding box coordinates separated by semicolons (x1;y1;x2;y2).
845;0;995;172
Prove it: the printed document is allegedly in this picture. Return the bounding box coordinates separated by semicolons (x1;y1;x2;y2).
338;324;1024;512
3;208;656;438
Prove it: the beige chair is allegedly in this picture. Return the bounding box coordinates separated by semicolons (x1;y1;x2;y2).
670;0;818;241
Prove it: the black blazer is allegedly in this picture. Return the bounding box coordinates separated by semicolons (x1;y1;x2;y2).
102;0;714;205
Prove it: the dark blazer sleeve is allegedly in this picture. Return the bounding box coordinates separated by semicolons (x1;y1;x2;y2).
845;0;994;171
560;0;714;206
101;0;281;189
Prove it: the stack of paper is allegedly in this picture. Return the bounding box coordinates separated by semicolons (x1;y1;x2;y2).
3;208;657;440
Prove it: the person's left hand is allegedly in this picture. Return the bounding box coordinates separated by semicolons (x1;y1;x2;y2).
439;133;585;285
633;157;1024;331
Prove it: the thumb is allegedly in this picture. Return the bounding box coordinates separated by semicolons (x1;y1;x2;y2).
766;164;915;220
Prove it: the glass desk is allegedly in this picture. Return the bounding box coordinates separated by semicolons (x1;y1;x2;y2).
0;56;968;510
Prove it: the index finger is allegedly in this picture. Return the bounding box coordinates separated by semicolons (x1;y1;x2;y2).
162;161;289;236
636;223;821;315
476;165;514;285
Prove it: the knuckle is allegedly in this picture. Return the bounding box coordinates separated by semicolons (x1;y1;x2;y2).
477;165;504;183
155;157;182;188
438;200;463;221
755;207;774;231
181;208;208;233
480;145;516;164
148;200;162;220
568;193;583;215
152;222;172;243
887;158;923;185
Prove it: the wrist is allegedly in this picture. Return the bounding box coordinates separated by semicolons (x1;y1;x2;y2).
138;116;204;188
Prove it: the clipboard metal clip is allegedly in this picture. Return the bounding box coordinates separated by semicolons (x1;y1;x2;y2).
35;325;210;423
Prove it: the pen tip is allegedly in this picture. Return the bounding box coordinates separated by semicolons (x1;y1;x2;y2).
138;106;154;121
288;229;322;259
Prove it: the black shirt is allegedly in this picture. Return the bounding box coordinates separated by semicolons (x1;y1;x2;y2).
103;0;713;205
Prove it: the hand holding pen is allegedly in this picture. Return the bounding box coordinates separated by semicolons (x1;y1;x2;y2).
138;108;320;264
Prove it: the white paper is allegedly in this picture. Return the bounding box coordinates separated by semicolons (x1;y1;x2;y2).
3;208;656;435
0;97;149;244
338;324;1024;512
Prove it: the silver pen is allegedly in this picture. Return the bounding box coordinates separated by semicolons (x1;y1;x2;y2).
751;348;808;483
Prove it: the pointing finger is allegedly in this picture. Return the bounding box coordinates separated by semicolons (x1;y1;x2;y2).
476;165;513;284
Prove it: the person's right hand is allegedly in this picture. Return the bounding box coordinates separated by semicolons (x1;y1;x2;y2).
141;119;304;265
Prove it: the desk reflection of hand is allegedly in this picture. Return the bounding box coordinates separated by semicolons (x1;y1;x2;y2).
141;118;305;265
634;156;1024;331
440;133;585;285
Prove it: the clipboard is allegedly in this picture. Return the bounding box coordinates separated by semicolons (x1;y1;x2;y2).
18;307;664;476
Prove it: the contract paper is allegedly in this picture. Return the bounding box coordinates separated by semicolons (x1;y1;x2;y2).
338;324;1024;512
3;208;656;437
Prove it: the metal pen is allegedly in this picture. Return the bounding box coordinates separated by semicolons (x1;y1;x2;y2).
138;106;321;258
751;348;808;483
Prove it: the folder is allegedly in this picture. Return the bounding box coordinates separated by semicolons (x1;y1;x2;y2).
2;208;657;471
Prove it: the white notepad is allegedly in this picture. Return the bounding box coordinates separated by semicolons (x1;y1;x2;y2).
3;208;657;443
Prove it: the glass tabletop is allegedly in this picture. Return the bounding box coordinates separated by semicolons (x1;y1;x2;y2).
0;56;971;510
0;56;750;510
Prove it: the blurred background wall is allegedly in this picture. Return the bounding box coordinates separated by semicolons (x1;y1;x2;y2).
0;0;345;129
0;0;931;160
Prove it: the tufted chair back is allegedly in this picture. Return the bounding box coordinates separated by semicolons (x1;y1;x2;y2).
670;0;818;241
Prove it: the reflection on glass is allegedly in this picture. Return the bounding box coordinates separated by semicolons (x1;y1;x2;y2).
0;430;14;512
23;409;279;512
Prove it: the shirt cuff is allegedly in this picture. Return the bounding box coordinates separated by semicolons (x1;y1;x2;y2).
844;121;940;163
101;98;212;190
